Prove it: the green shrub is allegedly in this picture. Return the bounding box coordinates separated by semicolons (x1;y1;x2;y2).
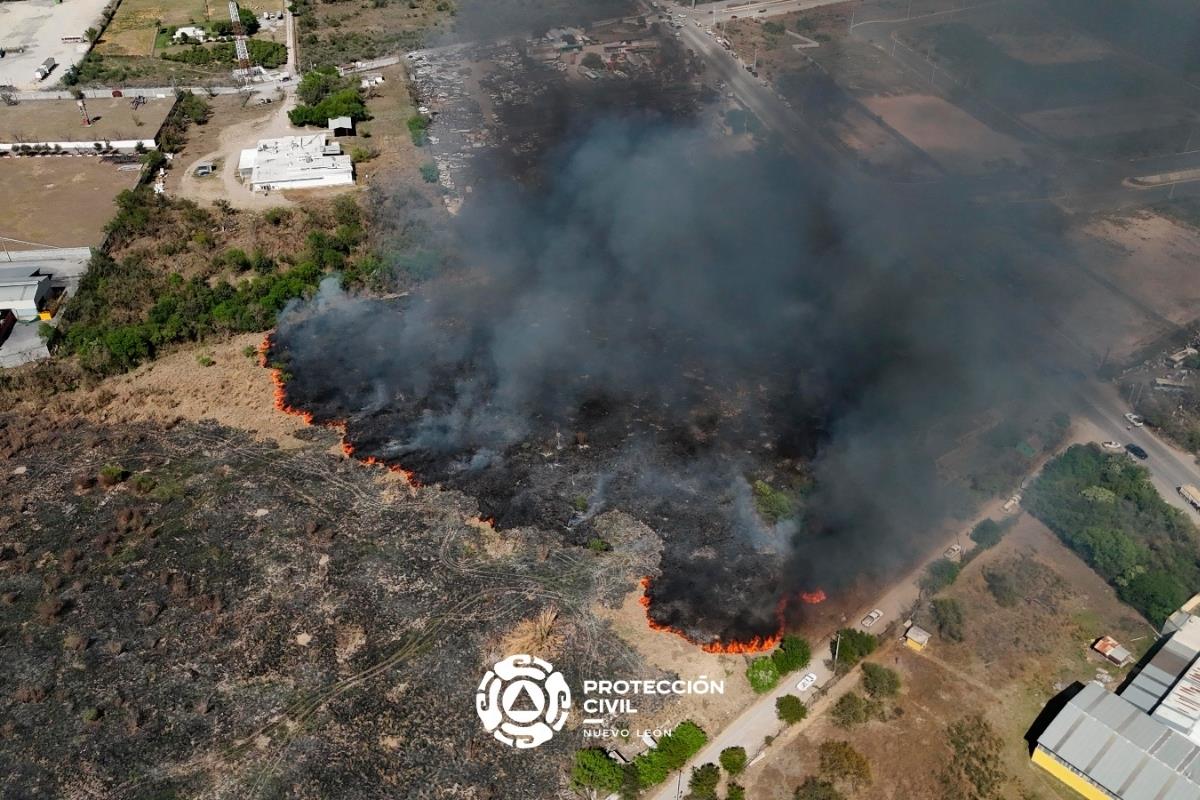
571;748;623;793
419;161;439;182
921;559;961;594
688;763;720;800
830;692;877;728
632;720;707;787
747;655;781;694
931;597;965;642
772;634;811;674
407;113;431;145
753;479;793;522
776;694;808;724
832;629;876;668
719;746;747;776
860;662;900;698
99;464;128;485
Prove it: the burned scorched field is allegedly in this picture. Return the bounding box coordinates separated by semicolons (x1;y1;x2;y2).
269;107;1074;651
0;413;660;798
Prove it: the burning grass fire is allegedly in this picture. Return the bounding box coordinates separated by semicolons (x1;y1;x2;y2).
261;333;419;488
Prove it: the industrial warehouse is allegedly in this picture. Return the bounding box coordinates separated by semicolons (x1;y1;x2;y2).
1033;604;1200;799
237;133;353;192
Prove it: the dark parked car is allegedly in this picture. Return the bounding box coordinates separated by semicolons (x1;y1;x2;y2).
1125;443;1149;460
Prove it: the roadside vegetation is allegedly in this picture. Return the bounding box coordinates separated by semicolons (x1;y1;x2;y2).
1026;444;1200;623
572;720;708;796
290;67;369;127
746;634;811;694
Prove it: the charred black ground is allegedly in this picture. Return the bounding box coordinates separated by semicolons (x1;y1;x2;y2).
273;109;1075;644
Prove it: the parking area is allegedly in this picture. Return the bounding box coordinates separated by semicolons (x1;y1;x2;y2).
0;0;111;90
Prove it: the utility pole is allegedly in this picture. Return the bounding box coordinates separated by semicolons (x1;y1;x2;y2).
832;630;842;675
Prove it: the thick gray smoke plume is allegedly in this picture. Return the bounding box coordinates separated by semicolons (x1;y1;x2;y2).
276;113;1075;639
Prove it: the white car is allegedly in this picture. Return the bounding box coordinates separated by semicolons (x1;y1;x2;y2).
861;609;883;628
797;672;818;692
1101;440;1123;451
1124;412;1145;427
944;544;962;559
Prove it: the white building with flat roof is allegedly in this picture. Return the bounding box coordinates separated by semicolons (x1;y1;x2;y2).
238;133;354;192
0;266;50;321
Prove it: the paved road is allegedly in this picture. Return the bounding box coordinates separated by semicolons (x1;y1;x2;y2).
675;0;846;24
1074;381;1200;521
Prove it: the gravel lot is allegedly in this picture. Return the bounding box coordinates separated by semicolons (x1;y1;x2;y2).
0;0;110;90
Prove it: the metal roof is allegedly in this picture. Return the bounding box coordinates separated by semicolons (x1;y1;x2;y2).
1038;682;1200;799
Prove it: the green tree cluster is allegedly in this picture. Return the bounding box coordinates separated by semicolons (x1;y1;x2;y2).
687;763;720;799
830;691;881;728
633;720;708;788
571;748;623;794
931;597;965;642
772;634;812;674
832;629;876;668
1026;444;1199;624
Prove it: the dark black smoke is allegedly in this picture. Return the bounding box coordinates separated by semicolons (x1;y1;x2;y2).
274;114;1073;641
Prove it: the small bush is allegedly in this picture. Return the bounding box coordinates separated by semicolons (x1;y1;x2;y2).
861;662;900;698
419;161;439;183
196;354;215;367
776;694;808;724
921;559;961;594
98;464;128;486
747;655;781;694
407;114;431;146
931;597;965;642
719;746;747;776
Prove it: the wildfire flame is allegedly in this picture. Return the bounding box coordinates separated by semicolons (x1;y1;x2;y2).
638;577;783;654
799;589;827;604
260;332;419;488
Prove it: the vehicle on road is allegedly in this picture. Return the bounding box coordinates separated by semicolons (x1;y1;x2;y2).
797;672;818;692
1125;443;1149;460
1179;485;1200;510
1124;412;1145;427
1101;440;1123;451
861;609;883;628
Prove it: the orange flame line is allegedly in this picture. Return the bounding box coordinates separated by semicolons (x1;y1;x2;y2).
638;577;783;654
260;332;420;489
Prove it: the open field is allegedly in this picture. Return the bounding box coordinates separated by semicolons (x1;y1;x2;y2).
0;0;109;90
0;157;139;249
0;96;173;144
862;93;1028;173
743;515;1153;800
96;0;285;57
96;0;209;56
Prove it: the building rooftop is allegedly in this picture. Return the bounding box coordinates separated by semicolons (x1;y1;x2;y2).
1038;682;1200;800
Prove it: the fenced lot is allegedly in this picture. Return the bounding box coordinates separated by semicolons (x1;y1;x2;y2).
0;0;110;90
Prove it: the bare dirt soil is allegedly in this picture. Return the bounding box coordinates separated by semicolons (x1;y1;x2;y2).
743;514;1152;800
988;29;1112;65
1065;210;1200;362
0;157;139;249
862;93;1029;174
0;97;173;144
52;331;311;447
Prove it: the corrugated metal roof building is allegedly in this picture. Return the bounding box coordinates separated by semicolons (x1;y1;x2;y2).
1034;614;1200;798
1034;682;1200;799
